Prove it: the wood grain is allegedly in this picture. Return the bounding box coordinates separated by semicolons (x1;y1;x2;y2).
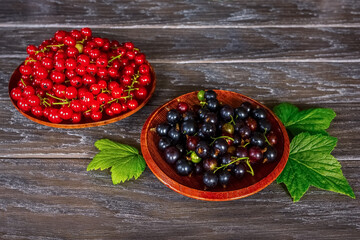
0;158;359;239
1;0;360;239
1;0;360;26
1;61;360;160
1;27;360;61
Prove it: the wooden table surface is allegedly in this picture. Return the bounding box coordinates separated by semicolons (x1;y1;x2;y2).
1;1;360;239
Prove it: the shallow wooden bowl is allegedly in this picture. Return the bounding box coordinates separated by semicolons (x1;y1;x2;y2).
8;62;156;128
141;90;290;201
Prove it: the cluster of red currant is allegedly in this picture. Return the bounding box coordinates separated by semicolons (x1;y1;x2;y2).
10;27;153;123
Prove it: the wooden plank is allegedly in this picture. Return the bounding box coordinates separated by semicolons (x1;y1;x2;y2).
1;61;360;160
0;158;358;239
1;28;360;61
1;0;360;26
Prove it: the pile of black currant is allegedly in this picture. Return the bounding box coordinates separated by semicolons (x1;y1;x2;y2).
155;90;279;189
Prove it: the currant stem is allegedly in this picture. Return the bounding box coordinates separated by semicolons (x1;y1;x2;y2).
210;135;235;146
213;157;249;173
108;54;122;63
46;93;67;102
263;128;271;145
228;115;236;125
20;78;27;87
244;159;255;176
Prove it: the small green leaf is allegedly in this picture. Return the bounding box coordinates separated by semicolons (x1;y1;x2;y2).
87;139;146;184
277;133;355;202
274;102;336;136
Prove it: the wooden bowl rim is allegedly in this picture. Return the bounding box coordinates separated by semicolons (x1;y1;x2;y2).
8;62;156;129
141;90;290;201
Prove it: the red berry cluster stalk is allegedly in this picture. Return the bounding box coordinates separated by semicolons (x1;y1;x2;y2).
10;27;153;123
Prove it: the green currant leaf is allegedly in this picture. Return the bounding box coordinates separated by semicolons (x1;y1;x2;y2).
273;102;336;136
277;133;355;202
87;139;146;184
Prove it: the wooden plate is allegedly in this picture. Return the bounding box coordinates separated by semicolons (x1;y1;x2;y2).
8;62;156;128
141;90;290;201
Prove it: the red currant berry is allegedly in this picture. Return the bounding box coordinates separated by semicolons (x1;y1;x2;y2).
65;58;77;70
134;53;146;65
50;70;65;84
117;47;126;56
120;75;132;86
48;109;63;123
138;75;151;86
124;42;134;51
96;57;108;68
65;69;76;79
10;87;22;101
121;102;128;112
17;98;31;112
69;76;82;88
119;57;129;67
71;112;82;123
43;107;52;118
20;64;33;75
65;86;78;99
102;41;110;52
89;100;101;112
134;87;148;100
111;87;124;98
108;81;120;90
63;36;76;47
127;99;138;110
91;111;102;121
89;48;101;59
110;40;120;48
54;51;67;61
26;45;38;55
97;67;108;78
70;29;82;40
81;92;94;106
94;37;104;47
82;74;96;85
111;59;121;69
22;86;35;98
77;54;90;66
108;67;118;78
54;30;67;43
81;27;92;38
41;57;53;70
31;105;43;117
76;65;87;76
35;66;48;79
70;100;82;112
27;95;41;107
105;107;114;116
110;102;122;114
53;84;66;98
139;64;150;75
90;84;101;95
66;46;79;58
98;80;107;89
83;110;91;118
177;102;189;113
126;51;135;60
40;78;53;90
59;106;73;120
97;93;110;105
77;87;88;98
54;58;66;71
86;64;98;75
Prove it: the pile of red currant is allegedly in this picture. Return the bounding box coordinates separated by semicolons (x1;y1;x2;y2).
10;28;154;124
155;90;279;189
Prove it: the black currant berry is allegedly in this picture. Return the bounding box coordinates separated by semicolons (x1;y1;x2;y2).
164;146;181;164
175;159;193;176
166;109;181;124
203;171;218;188
156;123;170;137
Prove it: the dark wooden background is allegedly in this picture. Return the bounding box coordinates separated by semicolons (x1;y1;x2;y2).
1;0;359;239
